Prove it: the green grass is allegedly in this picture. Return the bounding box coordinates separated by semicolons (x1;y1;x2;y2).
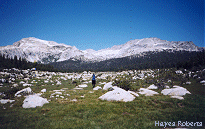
0;73;205;129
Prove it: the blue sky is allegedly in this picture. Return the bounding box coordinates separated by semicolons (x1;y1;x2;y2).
0;0;204;50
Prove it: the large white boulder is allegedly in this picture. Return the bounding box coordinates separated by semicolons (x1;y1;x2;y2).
147;84;158;89
22;94;49;108
103;82;113;90
138;88;159;96
15;87;32;97
93;86;102;90
161;86;191;96
99;86;135;102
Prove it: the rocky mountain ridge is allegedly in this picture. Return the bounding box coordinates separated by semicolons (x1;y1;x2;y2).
0;37;202;64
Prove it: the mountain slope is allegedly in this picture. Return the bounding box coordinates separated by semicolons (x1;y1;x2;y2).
0;37;202;64
50;50;205;72
0;37;84;63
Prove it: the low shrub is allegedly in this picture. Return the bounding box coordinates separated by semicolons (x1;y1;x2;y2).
113;78;133;91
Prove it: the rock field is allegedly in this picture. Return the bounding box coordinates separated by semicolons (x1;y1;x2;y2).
0;68;205;108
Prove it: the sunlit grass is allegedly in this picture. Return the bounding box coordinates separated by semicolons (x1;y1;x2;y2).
0;72;205;129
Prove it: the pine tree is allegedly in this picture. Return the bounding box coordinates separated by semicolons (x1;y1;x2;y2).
14;55;18;68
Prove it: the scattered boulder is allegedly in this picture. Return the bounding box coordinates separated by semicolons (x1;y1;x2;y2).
22;70;29;74
41;89;46;93
19;81;25;84
60;96;64;98
15;87;33;97
11;78;15;81
31;68;36;71
60;77;67;80
186;82;191;85
56;81;61;85
78;84;88;88
138;88;159;96
24;78;30;81
0;99;15;104
175;70;183;74
22;94;49;108
147;84;158;89
103;82;113;90
170;96;184;100
99;86;135;102
53;89;65;92
13;84;18;87
88;91;94;93
0;78;6;83
23;83;33;87
93;86;102;90
200;80;205;84
71;99;77;102
99;82;106;85
165;86;170;89
51;92;62;96
161;86;191;96
44;80;49;83
73;87;83;90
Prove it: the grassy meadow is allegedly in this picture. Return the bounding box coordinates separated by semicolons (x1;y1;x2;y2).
0;69;205;129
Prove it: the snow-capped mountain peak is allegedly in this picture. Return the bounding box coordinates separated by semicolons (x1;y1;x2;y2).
0;37;202;64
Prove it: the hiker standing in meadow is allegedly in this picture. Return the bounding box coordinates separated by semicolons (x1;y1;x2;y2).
92;73;96;88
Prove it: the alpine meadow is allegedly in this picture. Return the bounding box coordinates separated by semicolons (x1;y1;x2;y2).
0;37;205;128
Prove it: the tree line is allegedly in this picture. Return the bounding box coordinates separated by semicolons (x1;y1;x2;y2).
0;50;204;72
0;54;61;72
50;50;205;72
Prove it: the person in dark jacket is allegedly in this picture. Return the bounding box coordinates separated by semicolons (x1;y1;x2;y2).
92;73;96;88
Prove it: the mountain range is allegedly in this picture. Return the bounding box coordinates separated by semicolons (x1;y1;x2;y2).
0;37;203;64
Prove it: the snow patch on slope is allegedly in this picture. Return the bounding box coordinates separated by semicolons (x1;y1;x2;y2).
0;37;201;63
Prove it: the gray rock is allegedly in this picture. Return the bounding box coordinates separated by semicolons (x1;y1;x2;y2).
0;99;15;104
99;86;135;102
103;82;113;90
15;87;33;97
22;70;29;74
13;84;18;87
23;83;33;87
22;94;49;108
93;86;102;90
161;86;191;97
41;89;46;93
